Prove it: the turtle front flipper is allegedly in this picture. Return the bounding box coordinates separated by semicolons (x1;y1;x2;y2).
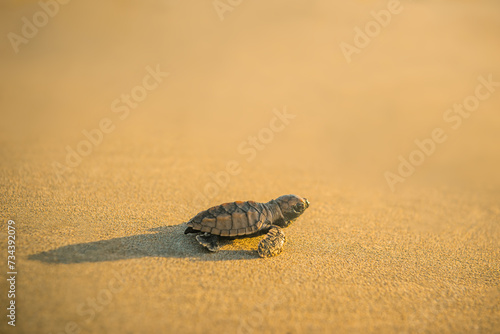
196;233;221;252
257;226;287;258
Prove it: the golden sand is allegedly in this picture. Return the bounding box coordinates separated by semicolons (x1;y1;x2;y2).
1;1;499;333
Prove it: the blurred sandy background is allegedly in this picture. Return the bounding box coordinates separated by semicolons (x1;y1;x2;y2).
1;0;499;333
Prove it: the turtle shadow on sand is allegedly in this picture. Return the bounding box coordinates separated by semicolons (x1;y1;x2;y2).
28;224;261;264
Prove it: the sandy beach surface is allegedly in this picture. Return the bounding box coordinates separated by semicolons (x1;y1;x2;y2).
1;1;500;333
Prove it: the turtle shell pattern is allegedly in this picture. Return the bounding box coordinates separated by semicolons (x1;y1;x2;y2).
187;201;271;237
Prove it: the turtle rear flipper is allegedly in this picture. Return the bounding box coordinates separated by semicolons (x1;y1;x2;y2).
196;233;221;252
184;226;197;234
258;226;286;258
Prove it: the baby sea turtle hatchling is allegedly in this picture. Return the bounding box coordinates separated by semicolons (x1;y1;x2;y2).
184;194;309;257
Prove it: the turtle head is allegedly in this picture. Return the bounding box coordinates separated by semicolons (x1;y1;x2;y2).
274;194;309;223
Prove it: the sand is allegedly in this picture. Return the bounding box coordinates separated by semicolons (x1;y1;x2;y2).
1;1;500;333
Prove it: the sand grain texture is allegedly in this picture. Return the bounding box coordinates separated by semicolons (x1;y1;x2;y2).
1;1;500;333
